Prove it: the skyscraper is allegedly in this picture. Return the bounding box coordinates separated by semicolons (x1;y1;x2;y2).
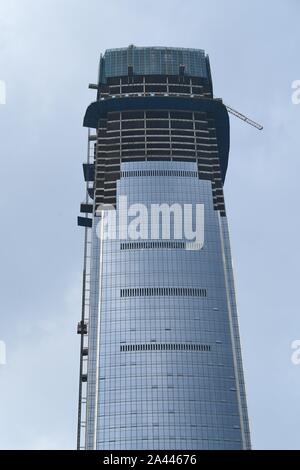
77;46;251;450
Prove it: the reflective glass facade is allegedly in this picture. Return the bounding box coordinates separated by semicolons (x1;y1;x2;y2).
99;46;209;82
77;46;251;450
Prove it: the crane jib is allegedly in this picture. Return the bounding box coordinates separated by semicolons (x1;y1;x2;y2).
225;104;263;130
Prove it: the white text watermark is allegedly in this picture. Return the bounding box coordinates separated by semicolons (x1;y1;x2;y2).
0;341;6;365
291;340;300;365
0;80;6;104
291;80;300;104
95;197;205;250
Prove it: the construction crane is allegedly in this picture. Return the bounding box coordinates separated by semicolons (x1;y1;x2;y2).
224;103;263;130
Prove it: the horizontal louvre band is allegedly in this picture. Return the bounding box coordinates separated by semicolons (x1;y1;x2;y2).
120;241;186;250
120;169;198;178
120;287;207;298
120;343;211;352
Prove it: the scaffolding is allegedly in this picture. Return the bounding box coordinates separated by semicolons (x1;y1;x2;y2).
76;129;95;450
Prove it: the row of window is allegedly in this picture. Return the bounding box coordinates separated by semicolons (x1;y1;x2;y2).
99;136;210;144
107;85;205;94
120;288;207;298
106;75;208;86
107;143;212;152
108;120;208;131
120;241;186;250
120;170;198;178
109;110;207;121
99;129;211;138
120;343;211;352
99;78;211;98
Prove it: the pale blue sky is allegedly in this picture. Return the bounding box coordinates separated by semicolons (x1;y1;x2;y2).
0;0;299;449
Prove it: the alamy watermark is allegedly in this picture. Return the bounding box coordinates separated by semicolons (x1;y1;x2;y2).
291;80;300;104
291;340;300;365
0;80;6;105
0;340;6;365
95;196;205;250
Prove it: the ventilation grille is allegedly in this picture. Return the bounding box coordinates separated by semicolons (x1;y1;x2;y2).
120;240;186;250
121;169;198;178
120;342;211;352
120;287;207;298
